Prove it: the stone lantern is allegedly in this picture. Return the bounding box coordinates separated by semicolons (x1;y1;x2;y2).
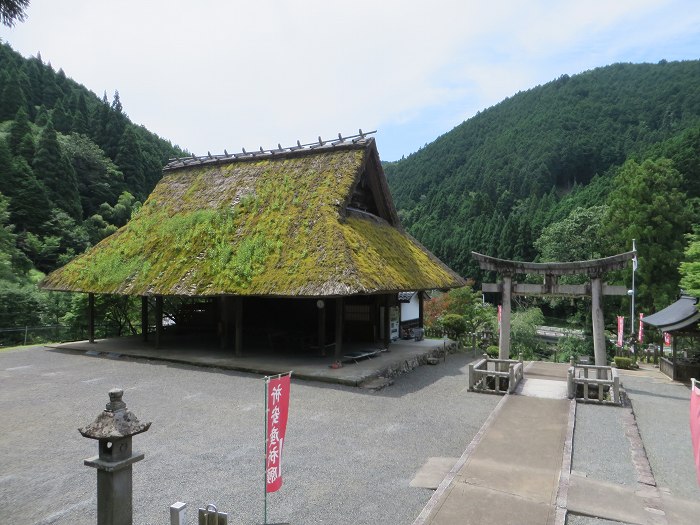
79;388;151;525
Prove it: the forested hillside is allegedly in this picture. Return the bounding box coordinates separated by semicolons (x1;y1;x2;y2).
0;42;185;338
3;43;700;343
385;60;700;313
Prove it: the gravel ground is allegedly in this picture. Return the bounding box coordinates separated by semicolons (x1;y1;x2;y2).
566;515;633;525
571;403;637;486
622;374;700;501
0;346;499;525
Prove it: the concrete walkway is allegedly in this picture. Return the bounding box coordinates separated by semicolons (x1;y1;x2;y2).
415;363;571;525
414;362;700;525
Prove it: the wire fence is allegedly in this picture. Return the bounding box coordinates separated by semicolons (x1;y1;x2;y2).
0;324;116;347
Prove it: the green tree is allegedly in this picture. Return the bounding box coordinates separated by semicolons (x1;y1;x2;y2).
0;66;27;119
8;106;31;155
510;307;545;359
33;119;82;219
440;313;468;340
98;191;139;227
6;157;51;233
0;192;30;280
114;127;145;197
17;132;35;164
535;205;608;262
679;228;700;296
603;158;691;311
61;132;124;216
0;0;30;27
444;284;495;333
83;214;117;245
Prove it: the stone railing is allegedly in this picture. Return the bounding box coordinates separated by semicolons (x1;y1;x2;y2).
468;354;523;395
567;363;621;405
659;356;674;379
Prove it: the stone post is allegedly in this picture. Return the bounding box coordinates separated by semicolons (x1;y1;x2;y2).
590;275;606;368
499;274;512;361
80;389;151;525
567;367;575;399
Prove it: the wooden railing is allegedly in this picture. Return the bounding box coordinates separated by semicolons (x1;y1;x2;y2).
567;364;621;405
468;354;523;395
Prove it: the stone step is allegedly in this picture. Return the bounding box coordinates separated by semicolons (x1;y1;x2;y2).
515;377;568;399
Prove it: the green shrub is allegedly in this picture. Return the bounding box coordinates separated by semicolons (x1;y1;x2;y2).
485;345;499;358
614;356;632;369
440;313;468;339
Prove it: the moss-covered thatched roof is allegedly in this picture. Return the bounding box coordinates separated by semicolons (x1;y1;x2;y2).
40;139;464;297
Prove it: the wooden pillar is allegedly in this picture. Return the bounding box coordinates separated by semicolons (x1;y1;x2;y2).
499;275;511;360
418;291;424;328
219;295;229;350
672;334;677;381
591;276;606;367
88;292;95;344
383;295;391;349
155;295;163;349
317;300;326;355
334;298;344;361
234;297;242;357
141;296;149;342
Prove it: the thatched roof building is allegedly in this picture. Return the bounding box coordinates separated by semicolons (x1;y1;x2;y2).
41;135;464;358
42;137;462;296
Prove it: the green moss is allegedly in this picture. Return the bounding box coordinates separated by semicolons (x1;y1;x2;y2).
42;146;463;296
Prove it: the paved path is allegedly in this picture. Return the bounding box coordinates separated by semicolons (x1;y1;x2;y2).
415;363;571;525
415;362;700;525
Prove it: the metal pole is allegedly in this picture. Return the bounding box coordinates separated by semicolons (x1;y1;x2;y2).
263;376;268;525
631;239;636;339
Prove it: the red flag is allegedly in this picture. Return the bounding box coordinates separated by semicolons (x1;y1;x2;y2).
664;332;672;347
266;374;291;493
690;379;700;486
638;313;644;343
617;316;624;347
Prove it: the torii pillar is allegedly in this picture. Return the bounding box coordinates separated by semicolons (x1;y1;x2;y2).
499;274;512;360
473;251;635;366
590;274;606;368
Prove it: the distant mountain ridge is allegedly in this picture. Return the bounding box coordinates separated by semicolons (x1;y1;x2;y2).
384;60;700;278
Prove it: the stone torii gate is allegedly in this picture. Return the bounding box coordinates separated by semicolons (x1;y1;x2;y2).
472;251;636;366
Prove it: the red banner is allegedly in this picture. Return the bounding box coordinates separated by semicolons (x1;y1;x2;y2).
664;332;672;347
266;374;291;493
638;313;644;343
690;380;700;485
617;316;624;347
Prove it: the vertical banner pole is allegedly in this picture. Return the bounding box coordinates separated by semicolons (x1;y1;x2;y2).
631;239;637;339
264;375;268;525
263;371;292;525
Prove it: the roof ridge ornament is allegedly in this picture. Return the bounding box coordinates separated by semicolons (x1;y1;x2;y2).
164;130;377;171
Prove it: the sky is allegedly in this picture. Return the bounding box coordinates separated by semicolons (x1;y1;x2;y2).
3;0;700;161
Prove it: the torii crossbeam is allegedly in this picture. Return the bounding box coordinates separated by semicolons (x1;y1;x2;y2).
472;251;636;366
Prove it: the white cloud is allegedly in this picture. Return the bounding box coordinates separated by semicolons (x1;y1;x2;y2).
5;0;700;160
